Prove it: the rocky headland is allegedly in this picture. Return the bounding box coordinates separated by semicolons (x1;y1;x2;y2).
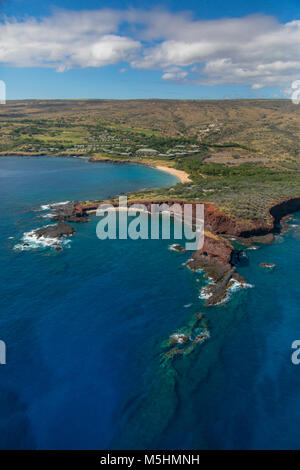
49;202;89;223
46;195;300;305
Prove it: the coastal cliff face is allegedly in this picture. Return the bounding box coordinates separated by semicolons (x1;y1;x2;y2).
187;231;233;270
270;197;300;224
75;199;275;236
203;202;275;237
74;200;269;234
74;195;300;254
185;196;300;304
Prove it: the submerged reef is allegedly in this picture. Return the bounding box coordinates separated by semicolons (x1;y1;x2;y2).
161;312;210;364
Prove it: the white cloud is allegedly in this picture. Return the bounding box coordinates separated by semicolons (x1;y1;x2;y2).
252;84;264;90
1;8;300;90
131;13;300;89
162;68;188;81
0;9;140;70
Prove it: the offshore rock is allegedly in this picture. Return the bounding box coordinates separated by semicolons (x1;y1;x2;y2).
168;244;186;252
260;262;276;269
35;222;76;239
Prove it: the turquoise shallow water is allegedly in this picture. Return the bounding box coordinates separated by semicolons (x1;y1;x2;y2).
0;156;300;449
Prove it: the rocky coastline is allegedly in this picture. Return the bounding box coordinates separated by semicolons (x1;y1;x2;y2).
45;195;300;306
35;221;76;239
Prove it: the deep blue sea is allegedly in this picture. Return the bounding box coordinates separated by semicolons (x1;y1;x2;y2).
0;156;300;450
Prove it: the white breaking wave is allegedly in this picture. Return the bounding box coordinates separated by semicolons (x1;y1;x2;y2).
13;226;70;251
40;201;70;211
168;243;185;252
215;279;254;305
40;204;50;211
199;278;254;304
230;279;254;292
169;243;178;251
199;285;213;300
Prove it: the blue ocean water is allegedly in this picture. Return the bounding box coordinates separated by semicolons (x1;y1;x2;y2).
0;156;300;449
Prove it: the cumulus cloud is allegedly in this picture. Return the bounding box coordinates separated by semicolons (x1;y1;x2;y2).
162;68;188;81
131;13;300;89
0;9;140;70
1;8;300;89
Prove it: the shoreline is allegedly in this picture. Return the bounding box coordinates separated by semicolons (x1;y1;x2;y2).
0;152;192;184
152;165;191;183
87;155;192;183
4;153;300;306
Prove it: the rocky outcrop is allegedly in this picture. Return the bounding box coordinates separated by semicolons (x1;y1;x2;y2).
35;222;76;239
161;312;210;362
187;231;233;270
51;202;89;223
168;244;186;252
260;262;276;269
185;232;243;306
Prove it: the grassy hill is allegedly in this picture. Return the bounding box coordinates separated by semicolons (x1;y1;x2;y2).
1;99;299;220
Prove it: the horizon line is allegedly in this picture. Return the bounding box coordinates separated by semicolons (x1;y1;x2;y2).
4;97;290;102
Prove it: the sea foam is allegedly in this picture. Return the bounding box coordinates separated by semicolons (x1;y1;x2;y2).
199;278;254;304
13;226;70;251
40;201;70;211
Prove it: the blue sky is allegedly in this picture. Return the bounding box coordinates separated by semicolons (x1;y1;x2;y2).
1;0;300;99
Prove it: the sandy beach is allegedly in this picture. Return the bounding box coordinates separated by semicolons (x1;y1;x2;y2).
154;165;192;183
